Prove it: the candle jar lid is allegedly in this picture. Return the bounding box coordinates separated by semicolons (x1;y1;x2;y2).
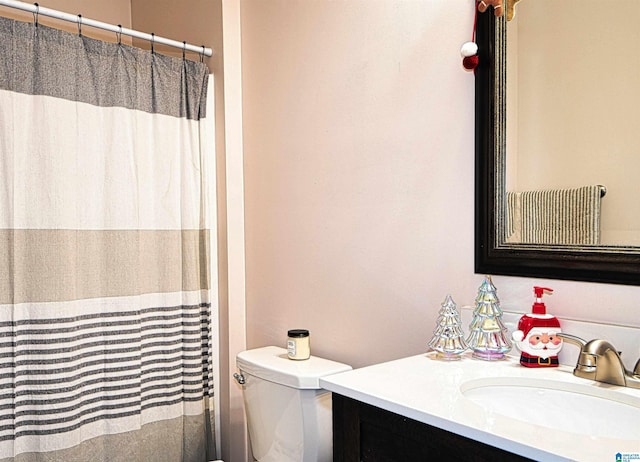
287;329;309;338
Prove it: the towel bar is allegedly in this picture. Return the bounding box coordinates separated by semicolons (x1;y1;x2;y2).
598;185;607;198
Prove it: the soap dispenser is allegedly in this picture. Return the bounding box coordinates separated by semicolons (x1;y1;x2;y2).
512;287;563;367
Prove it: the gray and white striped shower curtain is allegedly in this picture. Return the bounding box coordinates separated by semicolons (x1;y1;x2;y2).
0;15;217;462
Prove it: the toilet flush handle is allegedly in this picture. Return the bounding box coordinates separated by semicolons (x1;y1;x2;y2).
233;372;246;385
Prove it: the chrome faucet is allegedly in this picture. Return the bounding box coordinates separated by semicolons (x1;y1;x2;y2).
557;333;640;389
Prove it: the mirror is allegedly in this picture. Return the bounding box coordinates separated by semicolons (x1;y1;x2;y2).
474;1;640;285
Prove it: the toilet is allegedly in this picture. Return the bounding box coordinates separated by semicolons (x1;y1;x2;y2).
235;346;352;462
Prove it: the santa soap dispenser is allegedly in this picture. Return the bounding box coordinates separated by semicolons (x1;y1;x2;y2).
512;287;563;367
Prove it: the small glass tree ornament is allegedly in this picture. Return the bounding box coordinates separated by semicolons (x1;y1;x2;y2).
466;276;512;360
428;294;468;360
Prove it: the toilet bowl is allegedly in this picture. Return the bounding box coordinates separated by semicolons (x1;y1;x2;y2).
235;346;351;462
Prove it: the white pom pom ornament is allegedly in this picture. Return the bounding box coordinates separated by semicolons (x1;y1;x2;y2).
461;41;479;71
460;41;478;58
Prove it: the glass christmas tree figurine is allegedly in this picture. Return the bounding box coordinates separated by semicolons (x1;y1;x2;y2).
466;276;512;360
428;294;468;360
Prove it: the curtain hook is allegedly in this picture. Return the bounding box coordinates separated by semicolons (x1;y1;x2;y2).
116;24;122;45
32;3;39;28
77;14;82;36
150;33;155;53
182;41;187;61
200;45;205;63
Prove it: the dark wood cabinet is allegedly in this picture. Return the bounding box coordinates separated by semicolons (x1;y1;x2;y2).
332;393;534;462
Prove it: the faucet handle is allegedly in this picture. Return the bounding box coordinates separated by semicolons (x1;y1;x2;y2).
557;333;598;379
556;333;595;367
557;333;586;348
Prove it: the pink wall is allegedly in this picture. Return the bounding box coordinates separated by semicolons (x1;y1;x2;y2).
240;0;640;376
241;0;479;369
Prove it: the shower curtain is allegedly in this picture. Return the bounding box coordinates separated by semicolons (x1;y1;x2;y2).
0;15;217;462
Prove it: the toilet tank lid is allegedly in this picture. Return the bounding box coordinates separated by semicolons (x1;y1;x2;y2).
236;346;352;389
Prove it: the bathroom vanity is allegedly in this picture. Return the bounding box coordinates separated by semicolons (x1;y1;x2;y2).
320;352;640;462
331;393;531;461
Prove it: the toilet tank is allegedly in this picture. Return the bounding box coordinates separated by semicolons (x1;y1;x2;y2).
236;346;352;462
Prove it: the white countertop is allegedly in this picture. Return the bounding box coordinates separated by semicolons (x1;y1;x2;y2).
320;352;640;462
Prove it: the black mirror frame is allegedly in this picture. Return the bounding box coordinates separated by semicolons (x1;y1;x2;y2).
474;13;640;286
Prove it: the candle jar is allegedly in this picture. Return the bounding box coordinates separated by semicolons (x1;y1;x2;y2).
287;329;310;360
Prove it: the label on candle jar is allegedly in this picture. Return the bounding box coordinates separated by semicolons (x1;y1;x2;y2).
287;329;310;360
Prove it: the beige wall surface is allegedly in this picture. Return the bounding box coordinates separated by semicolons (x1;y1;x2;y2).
0;0;132;42
131;0;219;69
510;0;640;245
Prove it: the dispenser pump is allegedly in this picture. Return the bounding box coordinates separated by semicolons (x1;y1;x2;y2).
532;286;553;315
512;286;562;368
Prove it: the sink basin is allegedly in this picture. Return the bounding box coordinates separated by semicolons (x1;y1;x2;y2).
461;377;640;441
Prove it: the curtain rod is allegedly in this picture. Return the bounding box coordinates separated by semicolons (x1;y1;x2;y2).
0;0;213;57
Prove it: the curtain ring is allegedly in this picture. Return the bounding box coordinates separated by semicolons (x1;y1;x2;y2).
182;41;187;60
200;45;205;63
32;3;39;28
77;14;82;36
150;33;155;53
116;24;122;45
